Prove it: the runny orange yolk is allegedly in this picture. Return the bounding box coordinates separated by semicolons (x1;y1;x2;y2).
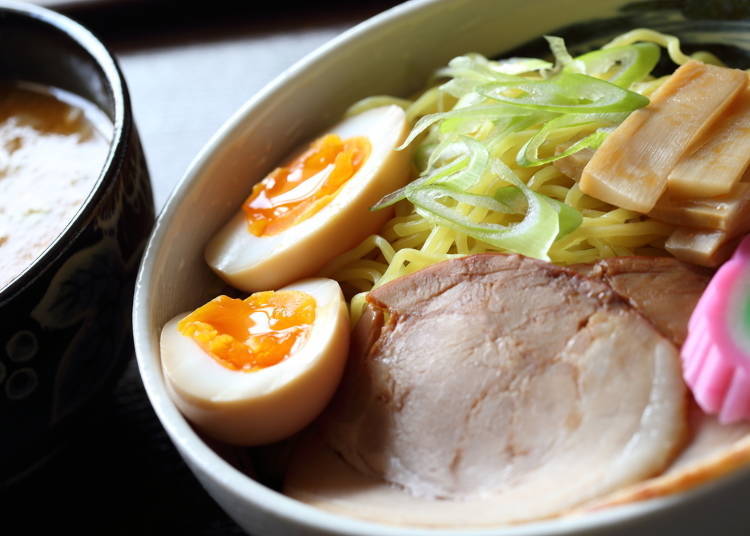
177;290;316;372
242;133;371;236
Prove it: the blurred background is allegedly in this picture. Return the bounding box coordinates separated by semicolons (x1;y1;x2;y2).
6;1;402;534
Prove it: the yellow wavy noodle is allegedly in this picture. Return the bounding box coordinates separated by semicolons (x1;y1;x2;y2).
323;30;722;322
605;28;724;67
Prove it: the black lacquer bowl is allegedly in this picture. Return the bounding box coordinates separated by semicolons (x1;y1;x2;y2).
0;1;154;486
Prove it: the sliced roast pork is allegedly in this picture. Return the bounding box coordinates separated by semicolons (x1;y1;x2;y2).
588;399;750;510
286;254;686;527
569;256;711;346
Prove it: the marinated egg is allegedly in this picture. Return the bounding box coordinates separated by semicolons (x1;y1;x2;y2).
160;278;349;445
205;105;410;292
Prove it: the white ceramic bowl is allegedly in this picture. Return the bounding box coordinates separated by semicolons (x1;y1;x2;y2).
133;0;750;534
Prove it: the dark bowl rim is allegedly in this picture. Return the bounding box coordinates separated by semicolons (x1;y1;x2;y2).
0;0;130;304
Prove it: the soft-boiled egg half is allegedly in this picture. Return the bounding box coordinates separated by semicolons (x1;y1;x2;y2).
160;278;349;446
205;105;410;292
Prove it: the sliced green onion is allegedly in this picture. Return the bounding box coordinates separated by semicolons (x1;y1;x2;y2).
493;186;527;213
436;54;522;83
439;78;481;99
371;156;467;210
433;137;489;190
493;57;553;75
522;129;605;167
490;159;580;242
569;43;660;88
495;186;582;238
398;105;534;150
478;72;649;113
407;180;560;261
545;35;583;72
436;54;530;98
413;141;437;172
551;198;583;237
425;185;517;214
516;112;626;167
373;136;488;210
425;135;465;172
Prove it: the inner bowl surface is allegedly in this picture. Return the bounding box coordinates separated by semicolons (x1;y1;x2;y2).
133;0;750;534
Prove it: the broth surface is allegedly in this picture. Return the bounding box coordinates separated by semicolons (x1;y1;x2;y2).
0;82;112;290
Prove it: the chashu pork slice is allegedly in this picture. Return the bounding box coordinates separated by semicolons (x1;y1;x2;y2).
285;254;686;527
569;256;711;346
586;398;750;511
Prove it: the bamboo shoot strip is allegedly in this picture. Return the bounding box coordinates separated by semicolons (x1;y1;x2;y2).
649;182;750;232
579;61;747;213
553;145;594;181
666;228;741;267
667;88;750;198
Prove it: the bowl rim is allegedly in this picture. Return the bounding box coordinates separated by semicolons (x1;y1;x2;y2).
133;0;750;533
0;0;130;303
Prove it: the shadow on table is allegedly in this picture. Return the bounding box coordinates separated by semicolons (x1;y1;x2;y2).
4;360;245;535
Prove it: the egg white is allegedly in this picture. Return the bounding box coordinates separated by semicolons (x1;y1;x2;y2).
204;105;410;292
160;278;350;446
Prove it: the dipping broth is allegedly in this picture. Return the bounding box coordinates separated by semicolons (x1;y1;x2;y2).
0;82;112;290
